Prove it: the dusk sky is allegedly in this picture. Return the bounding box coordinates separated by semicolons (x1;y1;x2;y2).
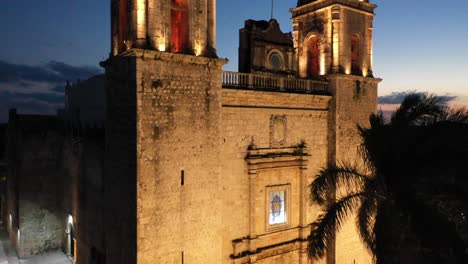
0;0;467;121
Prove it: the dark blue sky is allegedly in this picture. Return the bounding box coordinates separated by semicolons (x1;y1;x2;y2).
0;0;467;120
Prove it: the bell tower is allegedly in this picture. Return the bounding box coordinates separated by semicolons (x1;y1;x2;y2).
291;1;381;264
292;0;376;78
111;0;217;57
104;1;226;264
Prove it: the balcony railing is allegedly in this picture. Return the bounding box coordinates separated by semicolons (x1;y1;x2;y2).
222;71;329;95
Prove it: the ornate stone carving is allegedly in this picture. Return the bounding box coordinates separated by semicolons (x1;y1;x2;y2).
270;115;287;148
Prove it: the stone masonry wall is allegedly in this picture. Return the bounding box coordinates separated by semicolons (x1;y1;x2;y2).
60;135;106;264
16;129;63;258
221;89;331;264
104;53;138;264
135;50;226;264
328;74;380;264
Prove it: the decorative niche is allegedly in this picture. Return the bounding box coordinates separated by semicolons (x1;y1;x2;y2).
270;115;287;148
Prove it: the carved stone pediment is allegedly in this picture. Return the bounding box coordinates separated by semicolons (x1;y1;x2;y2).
270;115;287;148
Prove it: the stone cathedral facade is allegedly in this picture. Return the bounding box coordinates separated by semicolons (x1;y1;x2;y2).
102;0;381;263
2;0;381;264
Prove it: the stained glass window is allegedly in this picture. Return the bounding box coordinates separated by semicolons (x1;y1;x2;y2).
269;190;286;225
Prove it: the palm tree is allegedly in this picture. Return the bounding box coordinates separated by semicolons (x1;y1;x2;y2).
308;94;468;263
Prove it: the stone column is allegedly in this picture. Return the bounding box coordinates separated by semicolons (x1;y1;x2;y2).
111;0;119;56
147;0;161;50
368;18;374;74
206;0;217;57
248;172;257;240
128;0;147;48
331;7;341;73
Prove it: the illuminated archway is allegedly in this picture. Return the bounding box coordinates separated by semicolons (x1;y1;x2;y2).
171;0;190;53
351;34;360;74
306;35;320;78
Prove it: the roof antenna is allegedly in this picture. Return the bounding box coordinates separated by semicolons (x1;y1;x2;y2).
271;0;274;20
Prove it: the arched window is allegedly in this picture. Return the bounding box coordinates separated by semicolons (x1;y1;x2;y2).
118;0;128;52
307;35;320;78
351;34;360;74
171;0;189;53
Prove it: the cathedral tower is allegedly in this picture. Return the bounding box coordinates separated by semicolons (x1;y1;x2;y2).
111;0;217;57
291;1;381;263
103;1;226;263
292;0;376;78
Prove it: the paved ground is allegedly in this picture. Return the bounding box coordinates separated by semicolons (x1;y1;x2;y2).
0;224;71;264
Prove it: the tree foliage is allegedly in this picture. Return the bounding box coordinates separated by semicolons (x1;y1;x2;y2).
308;94;468;263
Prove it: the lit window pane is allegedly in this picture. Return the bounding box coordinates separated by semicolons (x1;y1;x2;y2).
269;190;286;225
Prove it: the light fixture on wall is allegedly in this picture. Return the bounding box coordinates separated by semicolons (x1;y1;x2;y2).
8;214;12;231
68;214;73;226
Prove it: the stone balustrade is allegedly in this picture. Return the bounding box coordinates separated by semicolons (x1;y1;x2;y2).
222;71;329;95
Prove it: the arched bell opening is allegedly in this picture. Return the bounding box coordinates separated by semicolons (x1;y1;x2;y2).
118;0;128;52
351;34;361;75
171;0;190;53
306;35;320;79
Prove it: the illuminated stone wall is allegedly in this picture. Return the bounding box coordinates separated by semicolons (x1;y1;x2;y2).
328;74;379;264
221;89;331;263
107;49;227;264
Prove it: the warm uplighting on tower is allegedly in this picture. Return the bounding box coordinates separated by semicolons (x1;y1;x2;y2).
137;0;146;37
195;42;202;56
158;38;166;52
320;54;326;75
362;68;368;77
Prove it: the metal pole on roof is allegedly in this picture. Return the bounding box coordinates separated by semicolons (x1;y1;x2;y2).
271;0;274;19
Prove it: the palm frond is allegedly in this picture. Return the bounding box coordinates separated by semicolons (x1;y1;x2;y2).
310;164;372;205
308;192;365;259
356;191;379;253
439;107;468;123
391;93;445;127
369;111;386;129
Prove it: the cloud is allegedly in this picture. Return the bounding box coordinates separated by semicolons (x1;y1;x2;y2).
0;60;102;122
0;60;102;84
378;91;458;105
0;91;62;116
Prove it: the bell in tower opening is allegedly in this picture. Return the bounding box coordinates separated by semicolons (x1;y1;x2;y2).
171;0;190;53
